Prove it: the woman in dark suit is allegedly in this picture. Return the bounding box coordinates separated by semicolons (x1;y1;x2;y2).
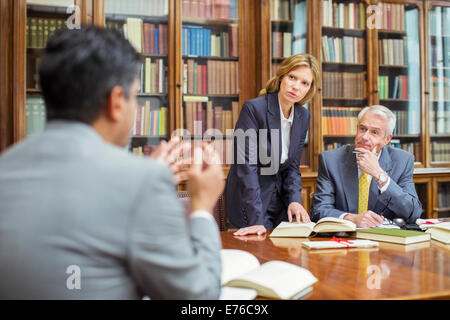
226;53;320;236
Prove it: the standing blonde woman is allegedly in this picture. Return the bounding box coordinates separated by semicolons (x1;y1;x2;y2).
226;53;321;236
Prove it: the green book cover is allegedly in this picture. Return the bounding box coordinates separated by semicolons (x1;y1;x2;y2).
357;228;425;238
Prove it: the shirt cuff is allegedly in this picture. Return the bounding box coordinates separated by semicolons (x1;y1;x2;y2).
190;210;215;222
339;213;351;220
378;177;391;193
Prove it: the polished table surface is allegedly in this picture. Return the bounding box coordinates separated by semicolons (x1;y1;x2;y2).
221;230;450;299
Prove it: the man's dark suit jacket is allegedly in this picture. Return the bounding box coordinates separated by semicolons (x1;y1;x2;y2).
225;92;310;228
310;144;422;224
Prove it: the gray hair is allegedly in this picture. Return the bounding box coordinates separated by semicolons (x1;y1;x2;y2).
358;105;396;136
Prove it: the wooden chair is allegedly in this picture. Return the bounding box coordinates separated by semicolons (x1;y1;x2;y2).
176;191;228;231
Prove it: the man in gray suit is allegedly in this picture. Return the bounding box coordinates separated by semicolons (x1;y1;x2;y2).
310;105;422;228
0;26;224;299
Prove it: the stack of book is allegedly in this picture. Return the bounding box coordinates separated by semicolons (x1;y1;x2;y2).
322;107;361;135
390;139;421;161
391;110;416;135
272;31;292;58
378;75;408;100
109;18;168;55
378;38;407;66
271;0;291;20
183;99;239;136
183;59;239;95
133;102;168;137
322;0;366;29
27;17;66;48
377;2;405;31
182;0;238;20
105;0;168;17
26;97;46;136
322;72;367;98
430;102;450;134
431;142;450;162
182;25;238;57
321;36;365;64
429;6;450;67
141;58;167;94
430;76;450;101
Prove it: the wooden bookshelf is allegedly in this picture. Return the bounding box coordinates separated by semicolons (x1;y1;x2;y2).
2;0;450;216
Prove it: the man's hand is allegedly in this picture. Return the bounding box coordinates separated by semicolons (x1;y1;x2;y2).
186;144;225;214
343;211;384;228
149;136;191;184
233;225;267;236
354;147;384;179
287;202;311;223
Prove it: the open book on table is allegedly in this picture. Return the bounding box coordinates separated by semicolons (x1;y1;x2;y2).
270;217;356;238
220;249;318;300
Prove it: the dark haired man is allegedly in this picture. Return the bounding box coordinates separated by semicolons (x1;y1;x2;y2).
0;26;224;299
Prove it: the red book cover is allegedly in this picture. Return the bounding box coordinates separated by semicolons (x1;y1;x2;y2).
143;23;151;54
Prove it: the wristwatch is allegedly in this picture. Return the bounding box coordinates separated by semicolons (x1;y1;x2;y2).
376;172;388;186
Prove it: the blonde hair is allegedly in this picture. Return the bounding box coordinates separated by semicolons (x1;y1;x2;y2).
259;53;321;105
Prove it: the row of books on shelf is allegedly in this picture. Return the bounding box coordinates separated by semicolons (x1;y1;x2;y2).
26;97;46;136
429;7;450;38
182;0;238;20
378;38;407;66
429;77;450;101
375;2;405;32
321;107;361;136
183;101;239;136
183;59;238;95
140;58;167;94
430;42;450;68
321;36;365;64
270;0;292;21
105;0;168;17
321;108;418;136
322;72;366;99
378;75;408;100
27;17;66;49
430;105;450;135
106;18;168;55
272;31;293;59
391;110;419;136
437;183;450;208
431;142;450;162
322;0;366;30
182;25;238;58
133;102;168;137
390;139;421;162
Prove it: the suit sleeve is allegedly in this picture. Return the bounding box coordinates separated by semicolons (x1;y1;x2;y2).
281;113;310;206
377;154;422;223
234;103;265;226
310;152;348;221
128;165;221;299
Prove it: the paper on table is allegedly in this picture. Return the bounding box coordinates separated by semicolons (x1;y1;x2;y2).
302;239;379;250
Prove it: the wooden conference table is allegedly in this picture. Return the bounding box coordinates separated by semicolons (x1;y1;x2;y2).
221;230;450;300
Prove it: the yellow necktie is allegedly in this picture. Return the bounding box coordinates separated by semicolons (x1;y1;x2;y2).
358;172;370;214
